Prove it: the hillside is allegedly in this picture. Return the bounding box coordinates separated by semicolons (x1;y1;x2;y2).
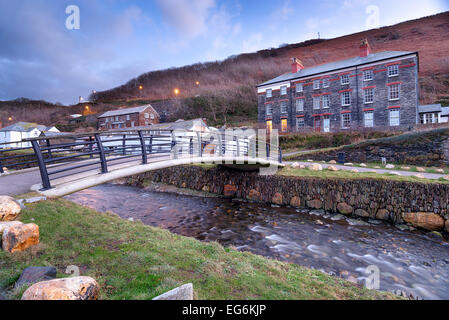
89;12;449;126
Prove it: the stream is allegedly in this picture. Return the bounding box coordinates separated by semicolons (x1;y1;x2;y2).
65;183;449;300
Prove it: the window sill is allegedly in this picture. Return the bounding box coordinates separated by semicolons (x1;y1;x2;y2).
364;101;374;104
389;98;400;101
388;75;399;78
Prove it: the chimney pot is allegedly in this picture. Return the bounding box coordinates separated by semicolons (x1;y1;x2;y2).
291;58;304;73
359;38;371;57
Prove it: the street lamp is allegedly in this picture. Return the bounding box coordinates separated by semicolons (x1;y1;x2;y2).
195;81;200;86
174;88;180;96
8;116;12;121
138;85;143;90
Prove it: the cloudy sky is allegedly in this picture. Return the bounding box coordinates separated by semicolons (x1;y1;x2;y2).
0;0;447;105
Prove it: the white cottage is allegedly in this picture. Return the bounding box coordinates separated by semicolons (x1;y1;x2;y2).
0;122;60;148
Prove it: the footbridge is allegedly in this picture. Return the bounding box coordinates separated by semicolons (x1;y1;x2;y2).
0;128;283;197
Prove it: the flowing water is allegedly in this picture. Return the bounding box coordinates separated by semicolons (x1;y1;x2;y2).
65;183;449;300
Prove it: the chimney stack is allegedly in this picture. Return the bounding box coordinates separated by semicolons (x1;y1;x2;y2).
291;58;304;73
359;38;371;57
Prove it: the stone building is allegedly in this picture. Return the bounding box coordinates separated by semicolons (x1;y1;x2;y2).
256;39;419;133
98;105;160;130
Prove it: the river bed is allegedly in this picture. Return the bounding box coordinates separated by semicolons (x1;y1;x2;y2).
65;183;449;300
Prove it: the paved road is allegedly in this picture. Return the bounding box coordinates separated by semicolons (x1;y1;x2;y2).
284;160;446;180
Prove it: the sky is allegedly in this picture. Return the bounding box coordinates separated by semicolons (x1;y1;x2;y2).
0;0;447;105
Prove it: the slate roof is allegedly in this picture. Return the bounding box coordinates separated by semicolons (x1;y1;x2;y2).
418;104;442;113
257;51;417;87
144;118;208;131
99;105;159;118
0;122;47;132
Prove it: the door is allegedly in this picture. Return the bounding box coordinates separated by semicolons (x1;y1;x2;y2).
323;116;330;132
314;117;321;132
266;120;272;134
281;119;288;133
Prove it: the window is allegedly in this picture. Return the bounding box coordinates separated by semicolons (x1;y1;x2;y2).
281;119;288;132
322;95;330;108
280;86;287;95
266;104;272;115
150;114;155;120
296;83;303;93
313;96;321;109
364;111;374;127
280;101;287;113
126;115;130;121
341;74;349;85
295;99;304;112
388;65;399;77
389;109;400;126
363;70;373;81
313;80;320;90
105;117;108;122
115;116;119;121
341;113;351;129
341;91;351;106
389;84;400;100
266;89;272;98
364;88;374;104
131;121;135;127
266;120;272;133
296;117;304;129
144;113;149;119
323;78;329;88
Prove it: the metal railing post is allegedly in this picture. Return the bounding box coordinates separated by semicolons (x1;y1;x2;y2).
88;136;93;159
138;130;148;164
122;134;126;156
171;131;178;159
148;136;153;154
189;137;193;155
236;137;240;157
217;134;223;156
196;132;202;157
31;140;51;190
266;143;270;160
94;134;108;173
0;160;4;174
279;147;282;163
46;139;52;159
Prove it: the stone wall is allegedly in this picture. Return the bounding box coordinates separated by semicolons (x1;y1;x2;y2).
126;165;449;233
290;128;449;167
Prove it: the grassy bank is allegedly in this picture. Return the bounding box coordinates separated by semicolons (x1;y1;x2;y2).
0;199;397;300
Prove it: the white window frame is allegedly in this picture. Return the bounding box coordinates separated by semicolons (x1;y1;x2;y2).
341;113;351;129
266;89;272;98
126;114;130;121
364;88;374;104
313;80;320;90
280;101;288;114
266;104;272;116
341;91;351;106
322;95;330;108
341;74;349;85
296;117;304;129
363;70;373;81
150;114;155;119
389;109;400;126
364;111;374;127
322;78;330;88
280;86;287;95
295;99;304;112
296;83;303;93
388;84;400;101
313;96;321;110
388;65;399;77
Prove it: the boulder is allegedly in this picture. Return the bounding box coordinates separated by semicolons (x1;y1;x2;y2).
328;160;337;164
307;199;322;209
15;267;57;289
400;166;411;170
354;209;369;218
291;162;300;168
21;276;99;300
416;167;426;172
308;163;322;171
385;164;395;169
2;223;39;253
327;165;339;171
374;166;381;169
414;174;425;179
0;221;23;235
272;193;283;205
201;185;210;192
402;212;444;231
389;171;401;176
289;196;301;208
376;209;391;221
152;283;193;300
223;184;237;197
337;202;353;215
344;163;353;166
350;169;359;173
247;189;261;201
436;168;445;174
360;163;367;167
0;196;21;221
445;219;449;233
444;175;449;181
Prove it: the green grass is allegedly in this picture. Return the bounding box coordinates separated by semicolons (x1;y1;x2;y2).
0;199;398;300
278;166;449;184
